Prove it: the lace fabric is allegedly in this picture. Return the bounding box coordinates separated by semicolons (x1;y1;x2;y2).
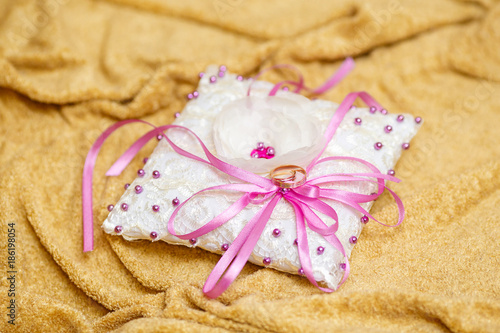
102;66;420;289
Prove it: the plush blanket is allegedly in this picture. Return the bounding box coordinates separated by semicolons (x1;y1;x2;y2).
1;0;499;332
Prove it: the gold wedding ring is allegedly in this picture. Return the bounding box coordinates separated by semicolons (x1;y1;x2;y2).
270;165;307;188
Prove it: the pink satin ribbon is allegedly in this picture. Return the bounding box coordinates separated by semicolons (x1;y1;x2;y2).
82;58;404;298
247;57;355;97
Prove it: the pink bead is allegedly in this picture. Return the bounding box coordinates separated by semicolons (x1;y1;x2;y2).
198;72;204;78
221;243;229;251
388;169;396;176
124;183;130;190
152;205;160;212
350;105;357;110
137;169;145;177
282;86;289;91
172;198;180;206
134;185;143;194
402;142;410;150
397;115;404;122
236;75;243;81
143;157;148;164
369;106;377;113
374;142;383;150
174;112;181;118
152;170;161;179
350;236;358;244
415;116;422;124
107;204;114;212
209;76;217;83
114;225;122;233
157;134;163;141
381;109;388;115
193;91;199;98
354;117;362;125
317;246;325;255
150;231;158;240
187;93;194;100
251;152;259;158
280;188;290;195
219;65;227;72
257;142;265;151
218;71;225;78
272;228;281;238
266;147;275;156
298;268;305;275
121;203;128;211
189;238;197;245
263;257;271;265
339;263;346;270
361;215;369;224
384;125;393;133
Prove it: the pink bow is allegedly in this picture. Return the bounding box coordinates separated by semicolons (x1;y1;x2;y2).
82;59;404;298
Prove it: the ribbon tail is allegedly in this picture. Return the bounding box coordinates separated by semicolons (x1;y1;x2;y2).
379;185;405;227
291;201;337;292
291;201;351;289
249;64;305;97
309;57;354;95
267;57;354;97
82;119;157;252
203;194;281;298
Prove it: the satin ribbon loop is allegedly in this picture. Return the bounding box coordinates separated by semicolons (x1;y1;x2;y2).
292;184;320;199
288;192;340;226
248;57;355;98
287;198;339;236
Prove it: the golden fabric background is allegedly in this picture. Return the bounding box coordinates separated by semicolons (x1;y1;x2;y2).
1;0;499;332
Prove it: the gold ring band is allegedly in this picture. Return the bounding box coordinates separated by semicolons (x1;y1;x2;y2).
270;165;307;188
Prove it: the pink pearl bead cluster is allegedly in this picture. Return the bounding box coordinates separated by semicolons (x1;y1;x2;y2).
108;158;182;241
265;215;367;272
250;142;275;159
186;91;199;100
306;215;367;272
353;107;422;166
336;217;367;269
200;65;245;86
180;65;244;120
